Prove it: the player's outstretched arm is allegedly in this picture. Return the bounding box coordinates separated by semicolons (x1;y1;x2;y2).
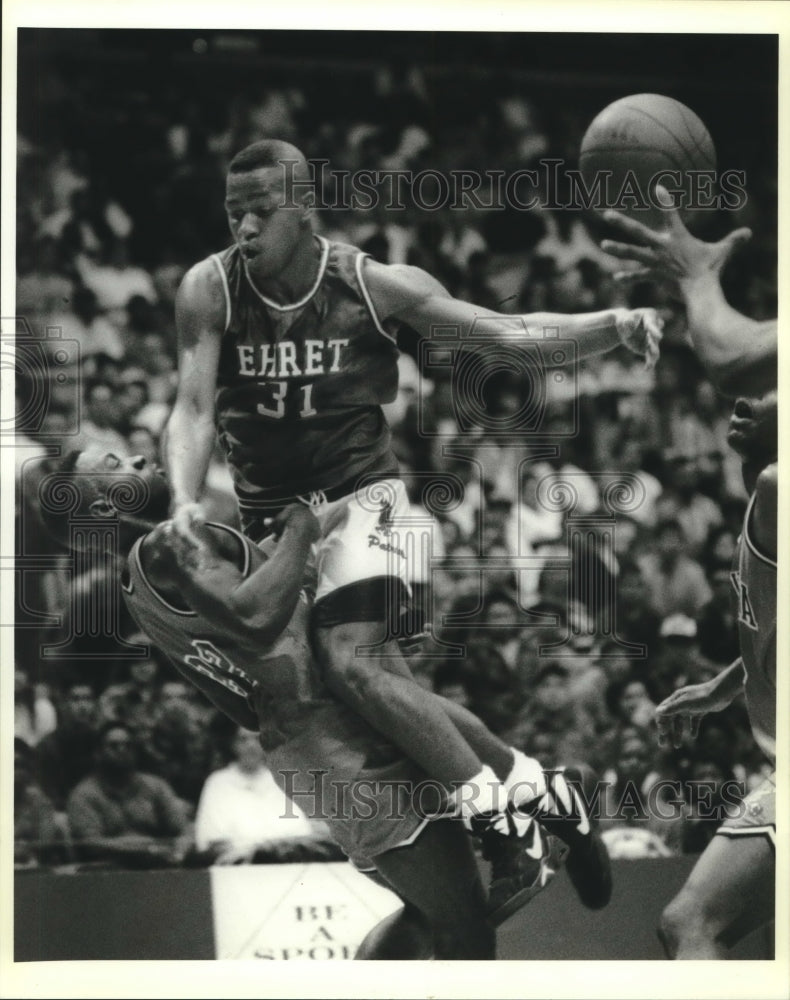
599;186;776;399
164;260;226;545
655;658;746;748
152;504;320;648
363;258;662;368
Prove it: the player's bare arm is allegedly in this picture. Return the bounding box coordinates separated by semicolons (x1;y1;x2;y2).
600;185;776;398
164;258;226;542
143;504;320;648
655;658;746;749
362;258;663;368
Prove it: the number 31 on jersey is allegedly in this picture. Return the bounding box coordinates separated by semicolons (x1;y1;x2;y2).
257;381;317;419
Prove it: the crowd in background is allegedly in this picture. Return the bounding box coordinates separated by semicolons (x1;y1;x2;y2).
14;38;777;869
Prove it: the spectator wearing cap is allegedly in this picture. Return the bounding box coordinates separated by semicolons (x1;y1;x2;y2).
651;613;723;704
637;519;712;620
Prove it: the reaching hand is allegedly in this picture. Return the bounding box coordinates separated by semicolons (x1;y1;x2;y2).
654;680;736;749
600;185;752;286
614;307;664;370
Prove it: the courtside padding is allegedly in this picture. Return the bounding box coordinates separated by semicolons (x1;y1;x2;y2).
15;857;772;961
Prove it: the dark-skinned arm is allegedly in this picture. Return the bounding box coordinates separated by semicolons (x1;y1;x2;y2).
600;186;776;399
363;258;663;367
154;504;320;649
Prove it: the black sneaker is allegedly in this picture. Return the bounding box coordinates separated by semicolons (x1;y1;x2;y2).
515;765;612;910
473;813;562;926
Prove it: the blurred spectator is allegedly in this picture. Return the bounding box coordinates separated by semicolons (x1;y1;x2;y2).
98;644;165;751
678;758;743;855
194;726;336;864
637;519;712;619
36;679;99;811
67;722;190;868
16;235;75;318
604;671;657;735
651;614;722;703
76;236;157;327
506;660;597;767
15;668;57;747
43;286;125;361
74;379;131;454
15;738;70;868
658;454;723;557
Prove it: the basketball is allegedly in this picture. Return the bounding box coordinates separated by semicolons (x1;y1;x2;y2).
579;93;717;228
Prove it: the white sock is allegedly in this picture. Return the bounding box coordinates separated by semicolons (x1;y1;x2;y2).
454;765;507;821
505;749;548;809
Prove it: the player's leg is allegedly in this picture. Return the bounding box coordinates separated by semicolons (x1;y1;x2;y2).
354;901;433;960
658;832;774;958
315;620;486;787
366;817;496;959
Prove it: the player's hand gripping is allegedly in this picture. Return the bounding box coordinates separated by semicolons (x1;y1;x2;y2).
654;680;737;749
170;500;208;551
614;306;664;370
600;185;753;286
265;503;322;544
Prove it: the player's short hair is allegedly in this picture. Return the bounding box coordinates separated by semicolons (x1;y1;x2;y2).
37;450;86;552
228;139;309;178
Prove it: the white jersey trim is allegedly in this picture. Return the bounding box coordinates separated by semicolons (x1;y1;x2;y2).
743;490;777;569
355;252;397;343
243;235;330;312
210;254;232;333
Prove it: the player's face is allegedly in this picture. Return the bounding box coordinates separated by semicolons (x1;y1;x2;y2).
225;167;309;278
75;446;171;522
727;390;778;462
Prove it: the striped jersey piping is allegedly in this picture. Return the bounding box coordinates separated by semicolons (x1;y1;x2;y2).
242;235;330;312
210;254;232;333
129;521;252;617
355;252;396;342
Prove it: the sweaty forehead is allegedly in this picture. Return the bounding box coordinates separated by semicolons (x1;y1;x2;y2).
225;167;285;204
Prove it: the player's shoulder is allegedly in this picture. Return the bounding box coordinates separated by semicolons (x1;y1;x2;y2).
362;259;451;320
175;253;230;316
750;462;777;563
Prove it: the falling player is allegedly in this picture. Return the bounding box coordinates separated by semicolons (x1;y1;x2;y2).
164;138;661;861
39;446;613;956
601;186;777;958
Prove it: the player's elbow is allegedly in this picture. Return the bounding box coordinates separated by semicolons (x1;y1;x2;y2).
234;606;292;650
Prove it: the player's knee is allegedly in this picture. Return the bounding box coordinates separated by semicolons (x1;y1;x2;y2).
315;624;388;699
659;889;708;957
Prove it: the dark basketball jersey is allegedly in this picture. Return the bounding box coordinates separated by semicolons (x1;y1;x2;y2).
121;523;401;776
211;237;401;513
731;489;776;763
